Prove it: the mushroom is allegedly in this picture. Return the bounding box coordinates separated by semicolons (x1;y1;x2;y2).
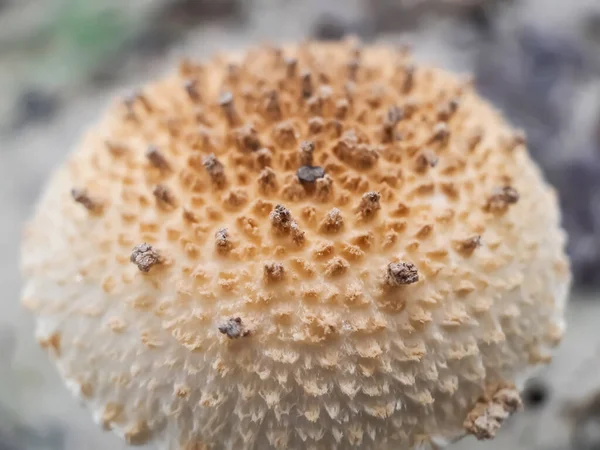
20;41;571;450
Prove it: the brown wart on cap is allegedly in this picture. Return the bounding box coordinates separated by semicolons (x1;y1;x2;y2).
344;80;356;102
22;41;571;450
333;130;380;170
357;191;381;220
415;149;438;173
308;116;324;134
184;79;201;102
382;105;403;143
202;154;227;188
214;228;233;255
271;46;284;65
298;140;315;166
307;95;324;117
153;185;177;208
454;236;482;256
438;98;460;121
335;98;350;120
264;90;282;121
124;90;152;114
430;122;450;144
268;204;305;246
71;188;102;213
218;317;250;339
182;208;199;224
284;57;298;78
402;63;416;93
300;70;313;99
385;262;419;287
290;221;306;247
130;243;161;272
178;57;203;77
263;262;285;283
504;129;527;151
269;204;293;233
485;186;520;213
347;58;360;81
218;91;240;126
105;140;127;157
315;175;334;202
324;256;349;278
258;168;279;195
226;63;240;84
235;124;261;153
466;126;483;149
325;119;343;139
319;208;344;234
272;120;297;148
145;145;171;172
464;385;522;440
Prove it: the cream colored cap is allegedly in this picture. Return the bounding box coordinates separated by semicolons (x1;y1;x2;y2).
21;41;570;449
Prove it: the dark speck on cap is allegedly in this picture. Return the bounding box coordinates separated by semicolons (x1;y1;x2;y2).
297;166;325;183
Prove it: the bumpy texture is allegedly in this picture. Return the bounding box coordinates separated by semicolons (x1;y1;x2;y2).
21;41;571;450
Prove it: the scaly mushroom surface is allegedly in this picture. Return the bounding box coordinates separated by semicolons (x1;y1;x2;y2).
21;41;571;450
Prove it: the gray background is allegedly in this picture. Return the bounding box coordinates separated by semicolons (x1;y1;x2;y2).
2;1;600;449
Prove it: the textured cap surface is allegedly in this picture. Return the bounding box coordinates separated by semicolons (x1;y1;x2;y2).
21;41;571;449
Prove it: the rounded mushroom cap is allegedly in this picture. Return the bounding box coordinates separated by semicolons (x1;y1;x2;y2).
21;41;570;450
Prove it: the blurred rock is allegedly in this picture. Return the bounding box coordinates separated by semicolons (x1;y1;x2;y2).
362;0;516;33
472;23;600;285
311;13;351;41
475;27;584;158
523;378;551;410
158;0;245;25
90;0;248;87
460;4;495;34
10;88;60;131
585;12;600;44
0;326;15;367
138;0;246;51
546;159;600;285
0;402;64;450
565;391;600;450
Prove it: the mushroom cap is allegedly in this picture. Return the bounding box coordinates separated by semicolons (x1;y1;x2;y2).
21;41;571;450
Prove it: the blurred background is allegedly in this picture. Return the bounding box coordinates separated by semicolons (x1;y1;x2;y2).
2;0;600;449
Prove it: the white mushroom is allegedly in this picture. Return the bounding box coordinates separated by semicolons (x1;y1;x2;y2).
21;41;571;450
